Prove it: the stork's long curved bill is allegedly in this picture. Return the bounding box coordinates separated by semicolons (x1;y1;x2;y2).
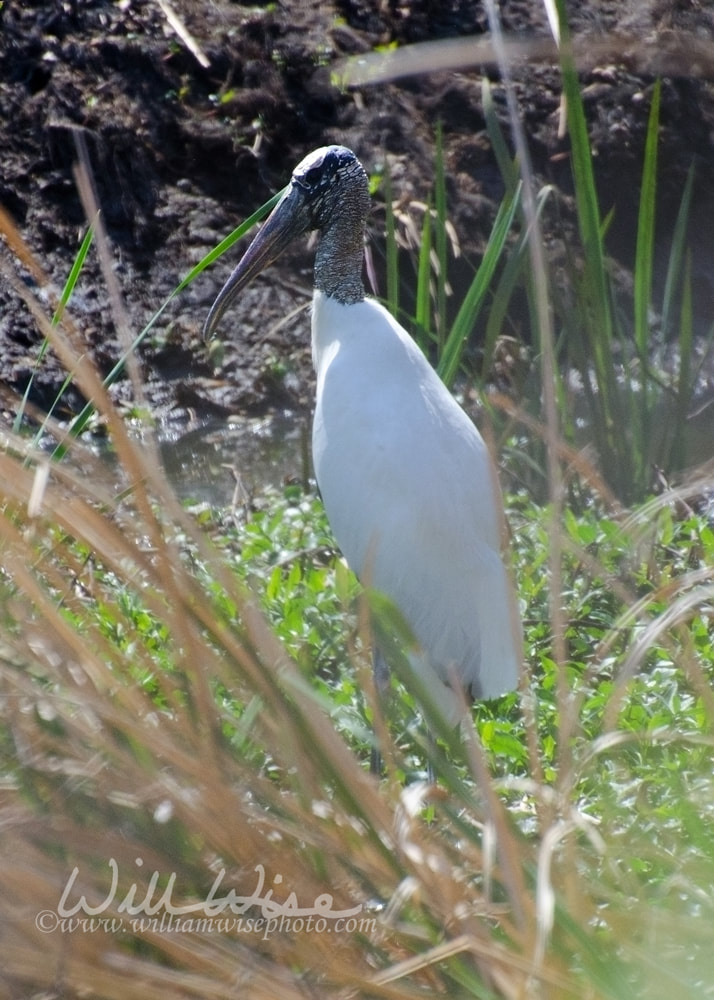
203;183;308;341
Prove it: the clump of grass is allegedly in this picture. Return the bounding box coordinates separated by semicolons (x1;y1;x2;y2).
556;55;707;504
375;121;525;390
368;14;711;506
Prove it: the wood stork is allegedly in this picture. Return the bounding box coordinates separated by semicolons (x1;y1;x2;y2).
204;145;522;764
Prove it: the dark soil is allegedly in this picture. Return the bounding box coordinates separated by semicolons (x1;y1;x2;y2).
1;0;713;441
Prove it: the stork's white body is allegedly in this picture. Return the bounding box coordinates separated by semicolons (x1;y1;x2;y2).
311;290;521;723
205;144;523;738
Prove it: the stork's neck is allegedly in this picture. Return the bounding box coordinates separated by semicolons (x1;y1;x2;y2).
313;202;367;305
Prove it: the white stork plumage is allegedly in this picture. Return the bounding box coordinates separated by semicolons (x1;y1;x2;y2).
204;145;522;761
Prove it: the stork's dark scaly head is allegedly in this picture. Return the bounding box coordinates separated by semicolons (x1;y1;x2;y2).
204;146;370;339
293;145;369;230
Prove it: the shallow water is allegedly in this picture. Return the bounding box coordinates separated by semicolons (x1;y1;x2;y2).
158;411;310;506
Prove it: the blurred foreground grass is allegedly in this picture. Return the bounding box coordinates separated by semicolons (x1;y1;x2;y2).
0;373;713;997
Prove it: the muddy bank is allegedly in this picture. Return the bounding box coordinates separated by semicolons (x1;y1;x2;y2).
1;0;713;440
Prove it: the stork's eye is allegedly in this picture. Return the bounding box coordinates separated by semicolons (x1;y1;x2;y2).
304;166;322;187
294;146;355;196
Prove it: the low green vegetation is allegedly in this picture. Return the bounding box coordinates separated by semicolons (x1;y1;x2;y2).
1;383;712;995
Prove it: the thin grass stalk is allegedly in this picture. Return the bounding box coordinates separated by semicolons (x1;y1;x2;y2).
60;166;230;735
631;79;661;492
481;185;553;383
13;222;95;436
481;237;524;379
556;28;612;350
73;133;149;419
482;78;519;195
414;198;432;342
438;183;521;387
482;1;567;971
555;2;622;490
461;723;530;935
633;79;660;371
383;161;399;318
482;76;560;398
672;255;694;467
484;6;564;676
660;162;695;339
433;120;449;350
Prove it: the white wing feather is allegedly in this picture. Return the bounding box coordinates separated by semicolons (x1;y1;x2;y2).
311;292;521;717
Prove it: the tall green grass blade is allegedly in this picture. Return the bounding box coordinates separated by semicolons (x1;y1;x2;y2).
54;217;96;324
482;77;519;195
627;79;661;491
383;163;399;318
559;50;614;378
481;184;553;382
633;80;660;369
434;120;449;349
555;0;634;492
672;252;694;468
438;183;521;387
480;240;523;382
661;162;695;340
415;200;432;343
556;5;611;324
14;220;95;435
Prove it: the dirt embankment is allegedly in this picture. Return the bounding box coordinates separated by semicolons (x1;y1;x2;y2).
1;0;713;433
